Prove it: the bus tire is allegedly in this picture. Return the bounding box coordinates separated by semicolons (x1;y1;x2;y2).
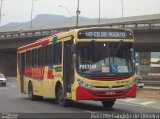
101;99;116;108
57;85;68;107
28;82;37;101
28;82;43;101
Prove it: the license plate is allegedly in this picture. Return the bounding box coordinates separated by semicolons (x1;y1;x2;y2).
106;91;115;95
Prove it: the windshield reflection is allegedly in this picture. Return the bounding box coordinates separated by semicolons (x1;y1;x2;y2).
76;42;135;75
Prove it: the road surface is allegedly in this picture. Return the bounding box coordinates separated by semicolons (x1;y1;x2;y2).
0;77;160;118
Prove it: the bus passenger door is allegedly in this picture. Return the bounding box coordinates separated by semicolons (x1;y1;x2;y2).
20;53;25;93
63;39;74;97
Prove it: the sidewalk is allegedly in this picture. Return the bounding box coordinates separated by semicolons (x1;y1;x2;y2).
137;85;160;99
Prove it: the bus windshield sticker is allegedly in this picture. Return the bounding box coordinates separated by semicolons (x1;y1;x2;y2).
79;64;96;70
117;66;128;73
102;67;110;73
110;64;118;73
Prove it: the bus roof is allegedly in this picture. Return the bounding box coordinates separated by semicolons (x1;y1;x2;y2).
17;31;68;52
17;36;52;52
17;27;133;52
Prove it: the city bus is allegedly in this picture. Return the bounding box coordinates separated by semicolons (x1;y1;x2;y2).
17;27;136;108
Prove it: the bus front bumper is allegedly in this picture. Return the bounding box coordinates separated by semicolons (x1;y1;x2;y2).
76;84;136;100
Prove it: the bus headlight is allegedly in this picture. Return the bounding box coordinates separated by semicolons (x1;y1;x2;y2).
77;80;95;89
124;80;136;89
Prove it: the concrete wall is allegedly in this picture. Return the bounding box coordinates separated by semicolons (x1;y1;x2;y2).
0;49;17;76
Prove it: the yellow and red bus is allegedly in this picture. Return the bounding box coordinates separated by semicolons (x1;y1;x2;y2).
17;27;136;108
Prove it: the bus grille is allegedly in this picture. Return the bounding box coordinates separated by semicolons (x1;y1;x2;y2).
86;76;131;81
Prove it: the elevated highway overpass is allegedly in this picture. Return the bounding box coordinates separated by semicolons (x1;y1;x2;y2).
0;14;160;76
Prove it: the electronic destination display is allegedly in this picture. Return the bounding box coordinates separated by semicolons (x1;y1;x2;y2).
78;29;133;39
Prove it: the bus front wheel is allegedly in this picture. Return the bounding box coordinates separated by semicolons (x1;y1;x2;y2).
57;85;68;107
101;99;116;108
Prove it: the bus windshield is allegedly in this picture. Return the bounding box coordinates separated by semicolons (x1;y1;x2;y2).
76;42;134;75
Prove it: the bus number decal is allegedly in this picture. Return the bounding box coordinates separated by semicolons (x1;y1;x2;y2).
79;64;96;70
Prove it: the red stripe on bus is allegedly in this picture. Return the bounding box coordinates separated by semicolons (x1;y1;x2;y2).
18;36;51;52
47;70;54;79
25;66;45;80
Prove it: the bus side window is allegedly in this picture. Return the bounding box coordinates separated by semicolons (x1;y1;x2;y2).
38;47;45;66
32;49;38;67
26;50;32;67
53;42;62;65
45;45;52;66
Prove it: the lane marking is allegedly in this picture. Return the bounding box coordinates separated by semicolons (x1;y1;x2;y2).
11;85;15;88
116;101;160;110
83;110;96;113
140;101;155;105
14;94;21;97
0;87;9;90
120;98;137;102
68;107;96;113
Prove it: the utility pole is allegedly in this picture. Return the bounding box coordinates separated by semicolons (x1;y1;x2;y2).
30;0;34;28
121;0;124;18
30;0;38;28
76;0;80;27
0;0;3;24
98;0;101;23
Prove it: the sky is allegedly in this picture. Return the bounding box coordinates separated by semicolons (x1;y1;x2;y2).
1;0;160;26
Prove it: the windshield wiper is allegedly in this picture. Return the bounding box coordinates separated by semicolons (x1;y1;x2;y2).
113;40;123;57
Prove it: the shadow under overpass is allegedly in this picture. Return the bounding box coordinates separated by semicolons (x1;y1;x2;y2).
135;42;160;52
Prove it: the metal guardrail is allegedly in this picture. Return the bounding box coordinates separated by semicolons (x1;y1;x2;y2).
0;28;70;40
141;80;160;85
0;21;160;40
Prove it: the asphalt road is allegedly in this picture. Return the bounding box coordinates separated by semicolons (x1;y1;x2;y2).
0;77;160;118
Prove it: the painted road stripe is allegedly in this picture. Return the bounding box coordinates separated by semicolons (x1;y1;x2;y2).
11;85;15;88
120;98;137;102
0;87;9;90
116;101;160;110
140;101;155;105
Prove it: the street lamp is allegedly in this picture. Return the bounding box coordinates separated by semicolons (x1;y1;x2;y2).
120;0;124;18
59;5;72;27
76;0;80;27
30;0;38;28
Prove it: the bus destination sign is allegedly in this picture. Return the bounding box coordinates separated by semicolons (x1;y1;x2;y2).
78;29;133;39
